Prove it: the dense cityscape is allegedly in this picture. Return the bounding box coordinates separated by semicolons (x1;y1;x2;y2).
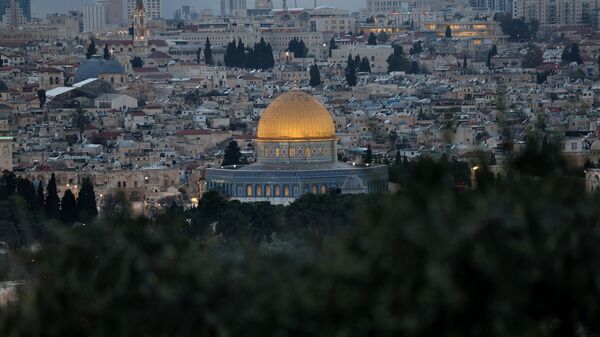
1;0;600;335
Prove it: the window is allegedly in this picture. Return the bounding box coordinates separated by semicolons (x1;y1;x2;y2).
256;185;263;197
284;185;290;197
572;142;577;150
274;185;281;197
247;185;253;197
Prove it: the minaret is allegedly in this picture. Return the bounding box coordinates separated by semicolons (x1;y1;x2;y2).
133;0;149;53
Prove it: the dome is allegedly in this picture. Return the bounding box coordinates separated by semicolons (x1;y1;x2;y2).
257;91;335;142
75;56;125;83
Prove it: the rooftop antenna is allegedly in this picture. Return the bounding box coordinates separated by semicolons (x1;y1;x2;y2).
314;0;317;8
294;0;297;8
282;0;287;10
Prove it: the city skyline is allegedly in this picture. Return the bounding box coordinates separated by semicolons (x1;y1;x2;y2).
30;0;363;17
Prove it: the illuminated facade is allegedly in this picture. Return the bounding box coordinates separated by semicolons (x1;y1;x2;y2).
206;91;388;205
423;21;501;43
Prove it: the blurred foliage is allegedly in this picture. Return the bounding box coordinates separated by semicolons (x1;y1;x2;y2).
0;137;599;337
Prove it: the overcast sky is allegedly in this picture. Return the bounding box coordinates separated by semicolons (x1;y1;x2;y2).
31;0;363;18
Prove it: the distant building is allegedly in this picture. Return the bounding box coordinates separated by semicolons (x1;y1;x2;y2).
512;0;597;26
127;0;161;21
174;5;198;21
105;0;124;26
255;0;273;9
83;2;106;32
366;0;402;14
0;0;29;27
221;0;247;16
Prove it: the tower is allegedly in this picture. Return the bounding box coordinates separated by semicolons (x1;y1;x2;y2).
128;0;160;22
133;0;149;52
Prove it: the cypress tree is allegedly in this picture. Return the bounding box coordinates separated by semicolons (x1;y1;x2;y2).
36;180;45;208
60;189;77;225
365;144;373;164
236;39;245;67
45;173;60;220
222;141;242;166
225;39;236;67
86;39;97;59
345;54;357;86
196;47;202;64
445;26;453;39
328;37;337;57
15;177;37;212
77;178;98;223
359;57;371;73
309;64;321;87
204;38;213;65
103;44;110;60
368;32;377;45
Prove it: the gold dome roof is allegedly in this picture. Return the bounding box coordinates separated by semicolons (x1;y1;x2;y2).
257;91;336;142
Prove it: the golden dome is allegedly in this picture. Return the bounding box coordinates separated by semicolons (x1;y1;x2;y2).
257;91;336;142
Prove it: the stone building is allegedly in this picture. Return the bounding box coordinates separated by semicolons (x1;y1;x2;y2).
206;90;389;205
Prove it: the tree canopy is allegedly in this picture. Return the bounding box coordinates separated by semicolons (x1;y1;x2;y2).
222;141;242;166
85;39;97;59
287;37;308;58
309;64;321;87
2;136;600;336
225;38;275;69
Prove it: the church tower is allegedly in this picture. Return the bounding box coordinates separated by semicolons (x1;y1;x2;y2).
133;0;149;53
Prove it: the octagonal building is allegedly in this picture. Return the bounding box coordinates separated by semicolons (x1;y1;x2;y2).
205;90;388;204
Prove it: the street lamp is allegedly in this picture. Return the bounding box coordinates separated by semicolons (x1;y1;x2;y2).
471;166;479;190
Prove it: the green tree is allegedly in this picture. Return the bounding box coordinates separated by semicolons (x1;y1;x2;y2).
522;43;544;68
359;57;371;73
195;47;202;64
364;144;373;164
102;44;110;60
204;38;213;65
72;107;89;143
309;64;321;87
345;54;357;86
409;41;423;55
377;31;389;43
222;141;242;166
77;178;98;223
224;39;236;67
131;56;144;68
367;32;377;45
45;173;60;220
328;37;337;57
0;171;16;200
85;39;97;59
60;189;77;225
445;25;452;38
37;89;46;109
387;45;410;72
36;180;44;208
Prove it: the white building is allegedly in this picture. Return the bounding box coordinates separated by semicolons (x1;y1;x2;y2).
366;0;402;14
220;0;247;16
95;94;138;110
83;2;106;32
331;45;394;73
255;0;273;9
